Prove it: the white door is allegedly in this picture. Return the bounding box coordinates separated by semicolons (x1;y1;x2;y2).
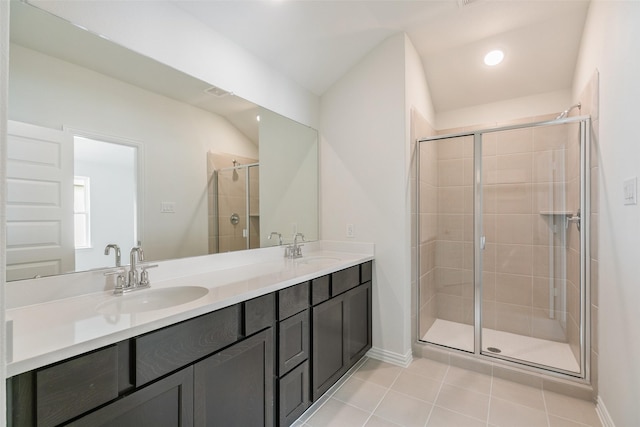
6;121;75;281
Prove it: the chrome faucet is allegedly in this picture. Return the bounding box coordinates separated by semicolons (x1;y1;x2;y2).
104;244;121;267
285;232;305;259
105;245;156;295
128;246;145;288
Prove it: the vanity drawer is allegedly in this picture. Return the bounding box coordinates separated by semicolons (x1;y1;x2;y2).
331;265;360;296
278;309;310;376
244;292;275;336
36;345;119;427
278;360;310;427
135;304;241;386
311;275;330;306
278;282;309;320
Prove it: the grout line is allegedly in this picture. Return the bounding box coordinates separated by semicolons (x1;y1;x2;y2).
360;361;405;427
541;385;552;427
422;362;451;427
486;369;494;427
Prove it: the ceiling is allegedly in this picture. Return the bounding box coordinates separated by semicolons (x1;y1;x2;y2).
171;0;590;113
10;1;262;143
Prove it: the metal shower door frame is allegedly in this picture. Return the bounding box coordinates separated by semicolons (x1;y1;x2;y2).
416;116;591;381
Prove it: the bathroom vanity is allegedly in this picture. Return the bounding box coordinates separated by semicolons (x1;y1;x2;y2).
5;246;373;427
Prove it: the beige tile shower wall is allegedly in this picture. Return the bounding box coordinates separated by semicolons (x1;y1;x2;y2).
431;123;578;344
207;153;258;253
578;70;599;395
217;168;248;252
565;121;582;363
207;152;217;253
433;136;475;326
414;110;437;340
419;139;439;337
249;166;260;249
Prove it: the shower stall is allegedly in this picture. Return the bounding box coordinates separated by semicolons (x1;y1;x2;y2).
416;116;590;378
211;162;260;253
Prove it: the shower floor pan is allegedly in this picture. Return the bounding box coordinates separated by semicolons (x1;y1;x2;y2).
422;319;580;373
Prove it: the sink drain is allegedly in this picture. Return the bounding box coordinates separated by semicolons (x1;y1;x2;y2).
486;347;502;354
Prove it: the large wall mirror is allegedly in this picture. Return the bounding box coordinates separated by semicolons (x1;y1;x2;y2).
7;1;318;281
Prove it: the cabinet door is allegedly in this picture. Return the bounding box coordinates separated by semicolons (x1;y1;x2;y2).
346;282;372;367
278;309;309;376
67;366;194;427
278;361;309;427
311;294;347;401
194;329;274;427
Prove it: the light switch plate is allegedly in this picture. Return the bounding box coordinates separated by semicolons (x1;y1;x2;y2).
624;177;637;205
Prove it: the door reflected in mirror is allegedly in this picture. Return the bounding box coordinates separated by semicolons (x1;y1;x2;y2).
74;136;138;272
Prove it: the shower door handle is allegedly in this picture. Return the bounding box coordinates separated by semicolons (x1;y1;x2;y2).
480;236;486;250
566;209;581;231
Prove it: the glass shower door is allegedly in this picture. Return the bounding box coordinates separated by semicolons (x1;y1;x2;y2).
418;117;589;378
418;134;476;352
480;121;584;375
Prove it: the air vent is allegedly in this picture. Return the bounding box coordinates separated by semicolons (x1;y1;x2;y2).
204;85;232;97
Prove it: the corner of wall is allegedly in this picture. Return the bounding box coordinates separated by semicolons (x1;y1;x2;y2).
0;0;9;420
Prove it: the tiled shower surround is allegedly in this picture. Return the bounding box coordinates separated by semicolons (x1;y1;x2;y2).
207;152;260;254
419;118;584;367
414;72;599;398
421;118;579;350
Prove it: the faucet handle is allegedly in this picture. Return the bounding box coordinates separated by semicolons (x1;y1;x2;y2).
139;269;150;288
268;232;283;246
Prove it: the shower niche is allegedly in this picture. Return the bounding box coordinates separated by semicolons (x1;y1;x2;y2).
417;116;590;378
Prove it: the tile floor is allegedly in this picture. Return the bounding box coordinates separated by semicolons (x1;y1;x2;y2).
294;357;602;427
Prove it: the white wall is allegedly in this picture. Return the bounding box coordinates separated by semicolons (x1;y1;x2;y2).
9;45;258;262
29;0;320;130
321;33;431;362
436;89;572;130
405;37;436;128
573;1;640;425
259;109;318;244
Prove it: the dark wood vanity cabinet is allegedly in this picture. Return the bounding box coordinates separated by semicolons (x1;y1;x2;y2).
276;282;311;427
67;366;194;427
194;329;274;427
311;262;372;401
6;261;372;427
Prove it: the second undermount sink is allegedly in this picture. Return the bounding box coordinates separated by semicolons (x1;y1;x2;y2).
295;256;341;265
96;286;209;315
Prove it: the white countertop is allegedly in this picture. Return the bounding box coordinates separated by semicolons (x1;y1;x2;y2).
6;243;373;377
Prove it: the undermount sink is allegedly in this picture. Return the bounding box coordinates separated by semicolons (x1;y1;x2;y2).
96;286;209;315
295;256;341;265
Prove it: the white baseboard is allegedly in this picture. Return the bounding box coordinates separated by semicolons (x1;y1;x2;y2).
596;396;615;427
366;346;413;368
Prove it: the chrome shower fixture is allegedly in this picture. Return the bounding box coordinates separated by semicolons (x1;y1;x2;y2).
556;102;582;119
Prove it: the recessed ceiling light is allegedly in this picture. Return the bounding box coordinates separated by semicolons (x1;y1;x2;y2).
484;49;504;66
